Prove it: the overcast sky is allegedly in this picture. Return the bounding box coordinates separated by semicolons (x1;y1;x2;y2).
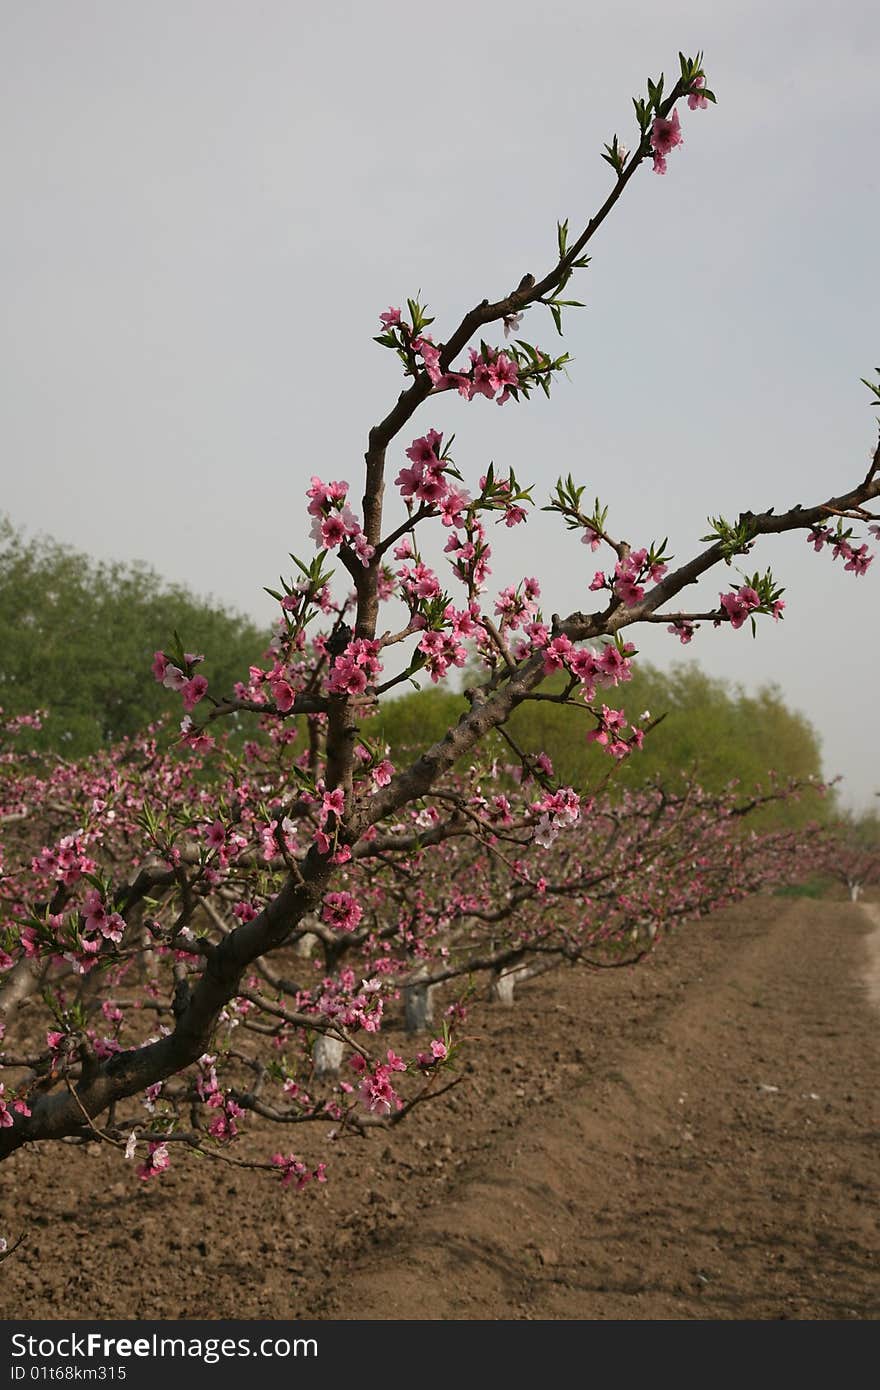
2;1;877;808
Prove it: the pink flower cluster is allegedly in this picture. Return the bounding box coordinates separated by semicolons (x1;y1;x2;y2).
152;651;208;713
650;77;709;176
420;338;519;405
32;834;96;887
807;526;874;576
719;585;762;630
137;1141;170;1182
541;636;634;701
195;1053;246;1140
271;1153;328;1190
586;704;645;760
354;744;395;791
590;548;667;606
352;1049;406;1116
0;1083;30;1128
650;108;682;175
531;787;581;848
443;522;491;591
378;310;519;404
668;619;697;644
327;637;382;697
321;891;363;932
306;477;374;566
313;784;348;857
80;888;125;948
291;966;384;1036
395;431;471;526
416;1039;449;1069
2;711;44;734
494;577;541;631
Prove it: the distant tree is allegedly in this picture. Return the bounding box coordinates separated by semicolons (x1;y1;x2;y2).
0;516;268;756
371;664;827;829
820;811;880;900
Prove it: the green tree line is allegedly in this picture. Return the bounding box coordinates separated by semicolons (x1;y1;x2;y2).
0;516;829;829
0;516;267;757
365;667;830;830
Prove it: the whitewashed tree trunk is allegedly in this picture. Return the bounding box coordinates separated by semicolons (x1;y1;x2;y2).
293;914;320;958
849;880;863;902
312;1034;344;1079
490;960;536;1005
403;970;436;1033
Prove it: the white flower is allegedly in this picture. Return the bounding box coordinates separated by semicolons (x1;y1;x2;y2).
503;312;523;339
124;1132;138;1160
533;815;559;848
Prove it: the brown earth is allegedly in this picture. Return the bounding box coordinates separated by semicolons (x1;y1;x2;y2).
1;893;877;1321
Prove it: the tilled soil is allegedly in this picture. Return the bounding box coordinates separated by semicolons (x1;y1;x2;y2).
1;894;877;1320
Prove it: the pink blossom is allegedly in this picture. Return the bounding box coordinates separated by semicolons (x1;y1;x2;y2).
406;429;443;467
720;585;761;630
322;788;345;819
651;107;683;158
320;513;347;548
543;635;572;675
137;1141;170;1181
417;1038;448;1069
359;1059;404;1116
687;75;709;110
807;527;828;552
488;352;519;404
205;820;226;850
321;891;363;932
271;1152;326;1190
162;664;186;692
843;543;872;576
270;678;296;713
181;675;208;712
596;643;631;684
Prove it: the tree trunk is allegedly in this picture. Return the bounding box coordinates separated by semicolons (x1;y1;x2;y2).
490;960;536;1005
312;1033;344;1079
403;971;436;1033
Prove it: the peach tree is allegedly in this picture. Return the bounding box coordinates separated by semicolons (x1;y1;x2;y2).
1;53;878;1196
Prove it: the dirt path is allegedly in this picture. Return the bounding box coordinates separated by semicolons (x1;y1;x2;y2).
312;895;880;1320
2;896;877;1320
863;902;880;1012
